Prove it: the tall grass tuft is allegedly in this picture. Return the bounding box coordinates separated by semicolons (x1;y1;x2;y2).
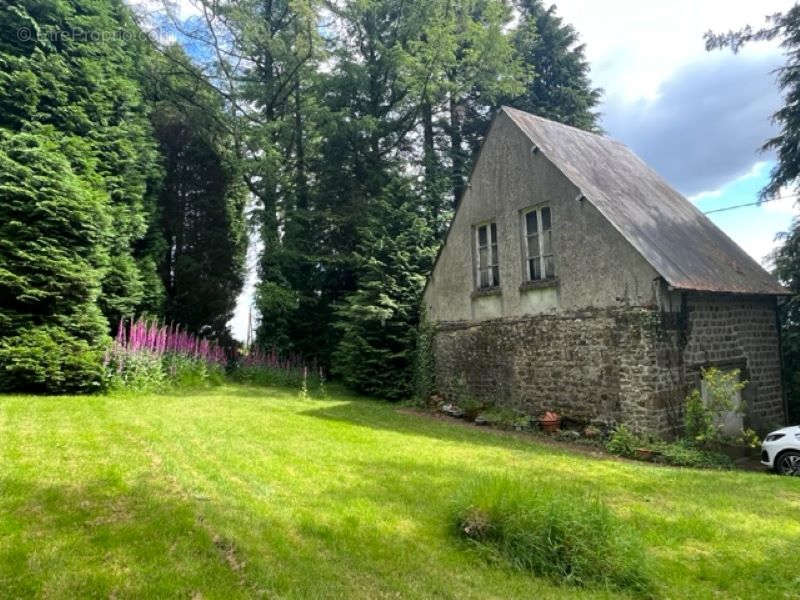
451;476;653;596
104;317;226;392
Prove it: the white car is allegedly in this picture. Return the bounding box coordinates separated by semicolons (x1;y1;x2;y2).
761;425;800;475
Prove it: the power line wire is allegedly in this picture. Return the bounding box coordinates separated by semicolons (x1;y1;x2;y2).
703;193;798;215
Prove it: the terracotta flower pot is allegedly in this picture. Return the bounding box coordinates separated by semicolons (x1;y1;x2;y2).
538;411;561;433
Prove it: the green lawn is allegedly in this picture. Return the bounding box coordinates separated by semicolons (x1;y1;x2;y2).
0;384;798;599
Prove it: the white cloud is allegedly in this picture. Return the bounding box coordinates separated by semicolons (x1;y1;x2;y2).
554;0;793;102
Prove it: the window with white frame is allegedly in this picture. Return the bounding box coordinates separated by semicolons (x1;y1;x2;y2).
475;222;500;289
523;206;554;281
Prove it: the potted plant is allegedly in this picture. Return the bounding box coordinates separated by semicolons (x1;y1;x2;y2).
538;411;561;433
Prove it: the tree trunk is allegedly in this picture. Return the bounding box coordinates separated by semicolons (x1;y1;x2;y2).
449;92;465;209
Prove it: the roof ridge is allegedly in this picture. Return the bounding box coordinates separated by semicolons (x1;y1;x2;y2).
500;105;626;147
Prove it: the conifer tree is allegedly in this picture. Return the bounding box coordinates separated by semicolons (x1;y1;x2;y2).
0;129;111;392
0;0;160;390
144;46;247;338
332;178;437;399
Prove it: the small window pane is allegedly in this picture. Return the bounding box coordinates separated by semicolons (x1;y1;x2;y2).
490;222;497;244
478;246;488;269
526;211;538;236
531;257;542;280
479;268;489;288
542;229;552;255
492;266;500;286
541;206;551;230
544;255;555;278
490;243;498;264
478;225;487;247
528;233;539;258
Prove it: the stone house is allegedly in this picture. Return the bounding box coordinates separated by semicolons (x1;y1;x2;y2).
423;106;788;435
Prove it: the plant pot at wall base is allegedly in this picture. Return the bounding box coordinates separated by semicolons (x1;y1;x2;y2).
635;448;660;461
538;411;561;433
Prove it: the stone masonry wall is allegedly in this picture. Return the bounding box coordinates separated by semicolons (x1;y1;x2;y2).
682;294;783;433
432;296;784;436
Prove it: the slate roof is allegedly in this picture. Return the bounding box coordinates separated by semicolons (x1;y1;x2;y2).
502;106;787;295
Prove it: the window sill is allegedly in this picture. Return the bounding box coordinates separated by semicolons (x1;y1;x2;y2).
471;286;502;299
520;277;559;291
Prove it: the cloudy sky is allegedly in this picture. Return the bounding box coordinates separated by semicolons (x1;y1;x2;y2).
554;0;796;262
220;0;797;340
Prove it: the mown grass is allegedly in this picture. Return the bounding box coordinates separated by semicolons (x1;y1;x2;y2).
0;384;798;598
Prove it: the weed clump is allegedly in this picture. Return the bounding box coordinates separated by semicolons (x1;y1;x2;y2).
451;476;653;595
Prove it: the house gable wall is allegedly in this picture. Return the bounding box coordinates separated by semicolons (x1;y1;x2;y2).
423;111;661;323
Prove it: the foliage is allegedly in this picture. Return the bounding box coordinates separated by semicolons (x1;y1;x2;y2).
0;0;151;391
653;439;733;470
605;374;742;468
0;326;107;394
332;179;437;400
451;476;652;594
0;129;110;393
501;0;602;131
450;372;491;420
108;350;165;394
605;424;639;458
412;312;437;402
105;317;226;392
0;0;165;327
683;389;714;446
144;46;247;338
737;427;762;449
683;367;746;447
476;406;529;429
0;1;245;395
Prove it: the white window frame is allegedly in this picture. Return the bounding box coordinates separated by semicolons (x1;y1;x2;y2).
474;221;500;289
522;205;555;281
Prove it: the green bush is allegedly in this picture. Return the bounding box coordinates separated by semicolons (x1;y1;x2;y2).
604;424;733;469
684;367;746;446
451;476;652;595
605;424;639;457
654;440;732;470
0;326;107;394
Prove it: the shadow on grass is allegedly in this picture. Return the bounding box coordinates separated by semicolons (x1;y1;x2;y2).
299;398;609;458
0;477;246;598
